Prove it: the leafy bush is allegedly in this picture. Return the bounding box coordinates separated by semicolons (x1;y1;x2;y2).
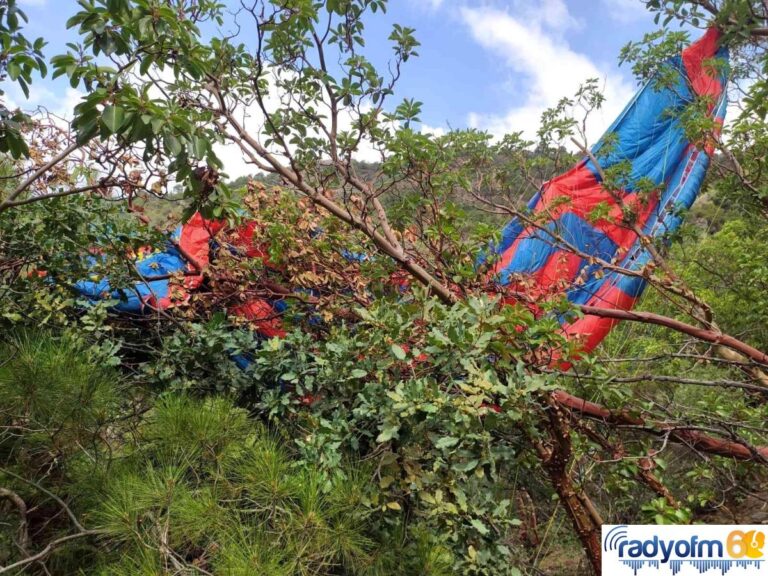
235;294;559;575
0;332;458;575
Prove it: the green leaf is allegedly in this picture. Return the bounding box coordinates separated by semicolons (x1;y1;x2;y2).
139;55;153;75
164;134;183;156
4;128;28;159
452;459;478;473
435;436;459;450
191;135;207;159
101;105;125;133
6;61;20;81
376;423;399;443
18;78;29;98
391;343;406;360
379;475;395;489
470;518;490;536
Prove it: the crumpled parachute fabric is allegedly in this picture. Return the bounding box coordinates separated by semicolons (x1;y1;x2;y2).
484;28;727;353
73;30;728;355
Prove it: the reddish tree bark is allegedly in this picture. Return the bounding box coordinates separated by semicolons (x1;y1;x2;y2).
579;305;768;366
552;390;768;461
535;397;603;574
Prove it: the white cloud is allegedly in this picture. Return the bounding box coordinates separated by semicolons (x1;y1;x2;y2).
460;4;634;146
517;0;581;31
420;123;446;137
57;88;85;118
601;0;650;23
3;82;84;123
415;0;445;10
3;83;54;112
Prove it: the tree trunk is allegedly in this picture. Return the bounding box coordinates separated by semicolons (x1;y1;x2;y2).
535;397;602;574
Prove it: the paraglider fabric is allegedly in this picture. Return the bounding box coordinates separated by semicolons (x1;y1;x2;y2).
485;28;728;353
72;30;728;355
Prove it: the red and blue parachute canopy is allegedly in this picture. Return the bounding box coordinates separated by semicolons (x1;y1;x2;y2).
486;29;728;353
73;30;728;358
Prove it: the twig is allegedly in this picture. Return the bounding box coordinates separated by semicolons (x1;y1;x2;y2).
0;487;30;552
0;530;100;575
0;468;86;532
0;142;81;212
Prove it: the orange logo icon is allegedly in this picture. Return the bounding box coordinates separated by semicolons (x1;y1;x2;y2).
727;530;765;559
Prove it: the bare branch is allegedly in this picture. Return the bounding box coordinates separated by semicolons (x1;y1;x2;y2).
0;141;82;213
0;183;115;209
0;530;100;575
0;487;30;552
0;468;86;533
553;390;768;462
579;305;768;366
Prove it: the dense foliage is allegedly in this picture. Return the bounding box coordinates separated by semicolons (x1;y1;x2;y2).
1;1;768;575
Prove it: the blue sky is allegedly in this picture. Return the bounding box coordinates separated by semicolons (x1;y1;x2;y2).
362;0;658;137
6;0;664;173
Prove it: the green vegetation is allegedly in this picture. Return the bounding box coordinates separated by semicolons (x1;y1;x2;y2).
1;1;768;575
0;333;455;575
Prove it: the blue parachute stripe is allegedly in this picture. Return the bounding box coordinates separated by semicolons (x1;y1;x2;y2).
622;137;715;275
600;103;723;302
554;212;618;261
497;191;541;253
135;250;187;277
476;191;541;268
73;242;188;313
613;270;648;299
494;234;557;285
232;354;253;370
646;89;727;242
496;212;618;285
574;269;647;310
588;58;693;190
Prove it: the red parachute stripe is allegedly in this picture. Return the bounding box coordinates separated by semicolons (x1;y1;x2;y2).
178;213;224;289
562;284;638;352
683;27;724;103
230;299;286;338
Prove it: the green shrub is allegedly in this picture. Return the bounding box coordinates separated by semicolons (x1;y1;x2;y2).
0;332;453;575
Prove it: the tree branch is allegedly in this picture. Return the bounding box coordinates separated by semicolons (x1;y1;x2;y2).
578;305;768;366
0;468;86;533
0;487;30;552
0;182;114;209
0;141;81;213
552;390;768;462
0;530;100;575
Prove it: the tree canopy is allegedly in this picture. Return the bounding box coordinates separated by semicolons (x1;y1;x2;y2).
1;1;768;575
